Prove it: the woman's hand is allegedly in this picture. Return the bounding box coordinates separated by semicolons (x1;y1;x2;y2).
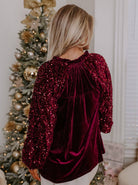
29;169;41;181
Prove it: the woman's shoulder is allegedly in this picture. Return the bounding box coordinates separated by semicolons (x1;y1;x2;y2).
87;52;109;71
37;60;59;78
88;52;106;64
37;59;69;86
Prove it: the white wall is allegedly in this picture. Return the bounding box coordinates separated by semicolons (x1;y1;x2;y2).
55;0;67;10
94;0;115;142
0;0;28;146
94;0;115;72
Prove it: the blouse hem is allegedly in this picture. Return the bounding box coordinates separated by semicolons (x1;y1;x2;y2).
39;158;103;183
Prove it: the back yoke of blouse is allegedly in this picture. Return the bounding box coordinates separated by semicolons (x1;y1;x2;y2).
22;50;113;183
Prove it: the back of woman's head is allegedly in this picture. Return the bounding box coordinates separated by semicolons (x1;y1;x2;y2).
47;4;93;61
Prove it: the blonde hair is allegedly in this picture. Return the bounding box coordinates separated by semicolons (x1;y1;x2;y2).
47;4;94;61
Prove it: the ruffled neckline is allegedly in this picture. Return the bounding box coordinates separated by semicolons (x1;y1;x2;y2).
53;50;89;63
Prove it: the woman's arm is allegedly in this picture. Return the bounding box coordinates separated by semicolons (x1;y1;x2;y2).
96;54;113;133
22;62;58;170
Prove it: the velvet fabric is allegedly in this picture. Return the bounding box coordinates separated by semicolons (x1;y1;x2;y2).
22;51;113;183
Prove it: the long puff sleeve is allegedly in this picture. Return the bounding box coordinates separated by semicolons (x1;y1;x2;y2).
96;55;113;133
22;62;60;170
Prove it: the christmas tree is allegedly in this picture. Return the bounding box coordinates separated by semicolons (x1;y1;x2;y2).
0;0;56;184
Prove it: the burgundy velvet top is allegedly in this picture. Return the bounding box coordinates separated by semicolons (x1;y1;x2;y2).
22;50;113;183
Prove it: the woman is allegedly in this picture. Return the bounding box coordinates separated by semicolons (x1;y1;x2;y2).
22;4;113;185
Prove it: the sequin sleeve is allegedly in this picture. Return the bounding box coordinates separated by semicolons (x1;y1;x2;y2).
96;54;113;133
22;62;61;170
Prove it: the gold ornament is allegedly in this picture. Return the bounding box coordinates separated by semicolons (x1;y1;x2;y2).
27;51;34;57
12;62;21;72
9;74;16;81
10;162;20;173
14;77;24;88
15;52;21;60
23;104;30;117
15;92;23;100
22;49;27;54
12;84;16;87
32;30;36;35
12;151;20;159
20;143;24;147
21;31;33;43
97;176;101;180
23;134;27;140
9;112;13;116
23;66;38;81
19;160;27;168
23;121;27;125
41;46;47;53
30;181;37;185
16;124;23;132
40;32;45;39
14;103;22;111
5;121;16;131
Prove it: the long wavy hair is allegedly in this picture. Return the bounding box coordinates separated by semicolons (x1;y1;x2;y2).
47;4;94;61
